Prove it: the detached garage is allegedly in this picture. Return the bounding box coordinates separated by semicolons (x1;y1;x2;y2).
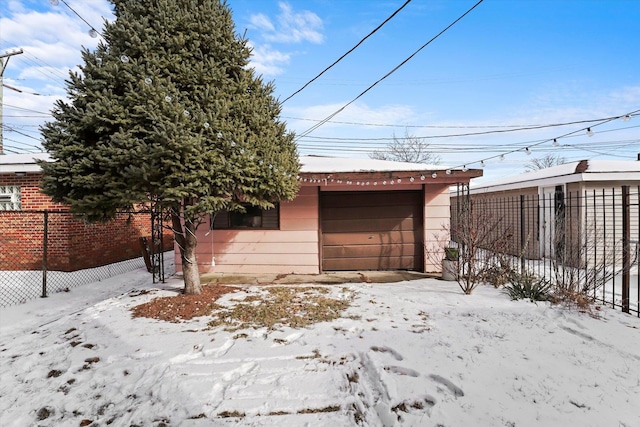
181;156;481;275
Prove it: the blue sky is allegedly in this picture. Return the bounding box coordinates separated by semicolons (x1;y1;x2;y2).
2;0;639;182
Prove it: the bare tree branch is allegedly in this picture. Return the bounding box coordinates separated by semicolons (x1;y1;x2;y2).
369;129;441;164
524;153;566;172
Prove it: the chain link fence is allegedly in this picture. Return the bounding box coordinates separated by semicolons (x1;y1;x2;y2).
0;211;174;307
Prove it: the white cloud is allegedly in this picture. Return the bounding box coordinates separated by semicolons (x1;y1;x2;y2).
249;13;275;32
1;1;113;153
609;84;640;105
17;65;70;84
250;2;324;45
248;42;291;76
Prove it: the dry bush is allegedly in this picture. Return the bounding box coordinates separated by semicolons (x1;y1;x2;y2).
548;216;622;307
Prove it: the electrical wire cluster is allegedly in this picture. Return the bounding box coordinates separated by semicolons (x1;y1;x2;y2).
2;0;638;168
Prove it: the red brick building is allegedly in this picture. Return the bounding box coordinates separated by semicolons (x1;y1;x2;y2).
0;153;169;272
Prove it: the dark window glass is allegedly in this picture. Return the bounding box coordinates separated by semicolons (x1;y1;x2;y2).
210;204;279;229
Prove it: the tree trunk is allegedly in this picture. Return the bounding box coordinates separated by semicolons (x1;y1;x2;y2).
171;205;202;295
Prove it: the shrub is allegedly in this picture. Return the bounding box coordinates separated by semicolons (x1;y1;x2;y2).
444;247;459;261
484;256;515;288
502;273;554;302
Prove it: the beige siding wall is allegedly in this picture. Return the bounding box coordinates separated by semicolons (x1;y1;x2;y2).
424;184;451;272
191;186;320;274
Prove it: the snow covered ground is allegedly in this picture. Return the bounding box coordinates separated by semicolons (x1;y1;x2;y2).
1;268;639;427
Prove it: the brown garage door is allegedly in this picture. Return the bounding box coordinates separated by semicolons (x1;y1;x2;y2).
321;191;423;271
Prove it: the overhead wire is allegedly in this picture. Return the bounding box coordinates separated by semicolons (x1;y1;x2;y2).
297;136;638;153
281;0;412;104
297;118;639;141
2;137;44;152
284;113;640;130
54;0;102;39
2;124;43;142
21;51;70;81
446;109;640;169
4;104;53;115
16;55;68;86
294;0;485;140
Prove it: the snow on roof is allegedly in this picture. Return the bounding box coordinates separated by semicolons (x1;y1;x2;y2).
300;155;443;173
0;153;467;176
470;159;640;192
0;153;51;173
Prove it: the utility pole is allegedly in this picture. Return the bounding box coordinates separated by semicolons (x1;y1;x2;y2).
1;48;24;155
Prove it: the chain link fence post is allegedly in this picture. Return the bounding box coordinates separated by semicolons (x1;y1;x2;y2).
41;210;48;298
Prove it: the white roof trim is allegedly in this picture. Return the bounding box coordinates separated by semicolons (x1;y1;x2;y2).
468;160;640;193
0;153;51;174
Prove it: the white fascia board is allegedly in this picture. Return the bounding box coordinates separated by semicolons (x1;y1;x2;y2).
580;172;640;182
0;153;50;174
465;175;582;194
462;172;640;195
0;163;43;174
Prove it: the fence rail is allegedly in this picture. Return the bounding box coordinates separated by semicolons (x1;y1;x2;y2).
450;185;640;316
0;210;173;307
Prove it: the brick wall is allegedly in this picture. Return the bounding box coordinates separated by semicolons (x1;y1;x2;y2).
0;173;67;211
0;173;173;272
0;211;45;270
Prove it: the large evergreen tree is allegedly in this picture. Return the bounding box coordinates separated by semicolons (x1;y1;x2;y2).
39;0;300;294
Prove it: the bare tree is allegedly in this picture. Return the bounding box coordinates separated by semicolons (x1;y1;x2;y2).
370;130;441;164
524;153;566;172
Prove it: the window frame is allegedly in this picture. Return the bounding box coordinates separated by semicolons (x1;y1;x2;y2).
210;203;280;230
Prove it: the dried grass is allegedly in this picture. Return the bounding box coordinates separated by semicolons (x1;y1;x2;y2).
207;286;352;331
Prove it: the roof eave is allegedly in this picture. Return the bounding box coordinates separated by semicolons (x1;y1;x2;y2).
299;168;482;185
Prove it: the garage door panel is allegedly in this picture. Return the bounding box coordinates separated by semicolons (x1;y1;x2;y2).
322;205;420;221
323;230;418;246
323;243;422;258
324;256;418;271
322;217;417;233
321;192;420;208
320;191;423;271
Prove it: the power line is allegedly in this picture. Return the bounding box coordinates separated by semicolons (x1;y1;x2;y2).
21;51;70;82
13;56;67;86
3;137;44;151
297;119;639;141
0;144;23;154
2;125;42;136
295;0;485;140
5;104;52;115
447;109;640;170
283;113;640;130
281;0;412;104
2;124;43;142
297;137;640;153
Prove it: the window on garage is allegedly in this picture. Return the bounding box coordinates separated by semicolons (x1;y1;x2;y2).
210;204;280;229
